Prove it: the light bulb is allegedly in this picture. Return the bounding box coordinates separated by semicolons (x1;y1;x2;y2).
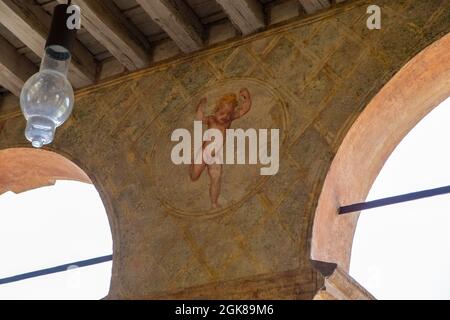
20;45;74;148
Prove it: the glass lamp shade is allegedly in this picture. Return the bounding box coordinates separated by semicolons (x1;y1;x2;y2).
20;45;74;148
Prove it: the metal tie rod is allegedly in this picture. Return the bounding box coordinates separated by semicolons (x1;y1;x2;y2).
0;255;112;285
339;185;450;215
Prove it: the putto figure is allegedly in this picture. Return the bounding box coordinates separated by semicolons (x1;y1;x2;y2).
190;88;252;209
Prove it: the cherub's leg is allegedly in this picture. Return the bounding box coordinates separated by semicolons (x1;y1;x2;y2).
208;164;222;209
190;145;206;181
191;162;206;181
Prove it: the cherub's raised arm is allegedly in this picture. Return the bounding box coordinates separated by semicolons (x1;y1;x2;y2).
233;88;252;120
196;97;209;124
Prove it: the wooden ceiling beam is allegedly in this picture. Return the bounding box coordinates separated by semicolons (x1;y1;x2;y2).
298;0;331;14
0;35;37;97
0;0;96;88
215;0;265;35
57;0;150;71
136;0;204;53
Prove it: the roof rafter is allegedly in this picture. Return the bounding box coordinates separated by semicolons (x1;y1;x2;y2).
298;0;331;14
216;0;265;35
136;0;204;53
57;0;150;71
0;35;37;97
0;0;96;88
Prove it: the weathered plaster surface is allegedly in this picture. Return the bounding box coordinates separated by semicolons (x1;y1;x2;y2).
0;0;448;299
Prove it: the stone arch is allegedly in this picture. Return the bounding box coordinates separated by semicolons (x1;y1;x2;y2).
311;32;450;271
0;148;91;194
0;147;118;296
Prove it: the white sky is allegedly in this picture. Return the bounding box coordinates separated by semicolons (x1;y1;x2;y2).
0;181;112;300
350;97;450;300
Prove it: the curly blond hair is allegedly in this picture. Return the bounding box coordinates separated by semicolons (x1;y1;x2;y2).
215;93;238;112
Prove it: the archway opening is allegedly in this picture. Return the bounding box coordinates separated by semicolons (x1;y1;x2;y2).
311;32;450;299
350;97;450;300
0;148;113;300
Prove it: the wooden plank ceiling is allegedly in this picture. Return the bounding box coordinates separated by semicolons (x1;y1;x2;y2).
0;0;347;98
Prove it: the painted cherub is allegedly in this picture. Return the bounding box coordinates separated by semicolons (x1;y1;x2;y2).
190;88;252;209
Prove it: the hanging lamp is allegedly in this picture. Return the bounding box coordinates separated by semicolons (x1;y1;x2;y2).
20;2;78;148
